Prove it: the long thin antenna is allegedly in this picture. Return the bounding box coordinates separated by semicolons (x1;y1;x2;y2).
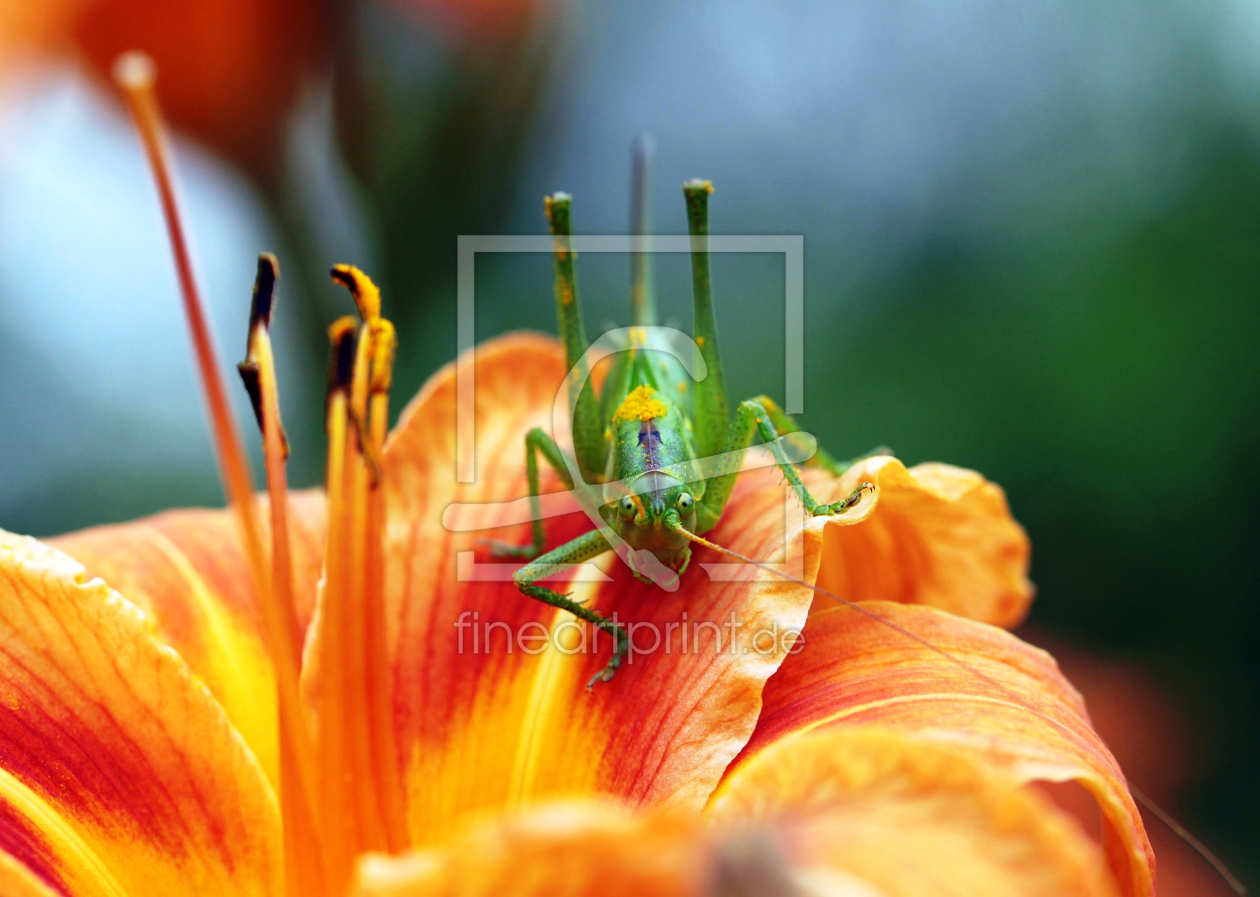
1131;787;1247;896
672;520;1249;896
630;134;656;326
670;523;1006;690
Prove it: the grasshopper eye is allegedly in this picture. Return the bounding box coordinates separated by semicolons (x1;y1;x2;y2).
618;495;636;517
677;492;694;512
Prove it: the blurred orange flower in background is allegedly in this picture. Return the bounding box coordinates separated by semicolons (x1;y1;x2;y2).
0;0;327;181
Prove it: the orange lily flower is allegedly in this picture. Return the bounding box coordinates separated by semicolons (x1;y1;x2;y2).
0;327;1154;897
0;60;1156;897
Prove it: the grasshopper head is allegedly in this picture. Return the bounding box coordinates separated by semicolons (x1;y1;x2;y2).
601;472;698;573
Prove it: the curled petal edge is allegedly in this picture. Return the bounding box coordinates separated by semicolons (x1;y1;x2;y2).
804;456;1034;628
725;601;1154;897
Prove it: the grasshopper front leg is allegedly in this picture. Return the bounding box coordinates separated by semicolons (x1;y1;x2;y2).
695;399;874;534
512;528;628;689
486;427;574;560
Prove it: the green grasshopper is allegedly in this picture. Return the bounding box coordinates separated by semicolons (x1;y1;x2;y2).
489;152;877;689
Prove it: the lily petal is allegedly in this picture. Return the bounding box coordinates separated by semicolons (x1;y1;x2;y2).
729;601;1153;897
48;491;326;787
383;333;818;844
0;530;281;897
709;727;1121;897
0;848;62;897
350;800;706;897
352;728;1120;897
808;457;1033;627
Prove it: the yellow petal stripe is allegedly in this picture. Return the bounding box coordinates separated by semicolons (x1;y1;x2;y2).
0;848;63;897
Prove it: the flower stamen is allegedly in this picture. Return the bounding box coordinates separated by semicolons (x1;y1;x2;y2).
317;315;362;889
114;53;323;897
362;317;408;853
238;254;327;896
315;268;408;894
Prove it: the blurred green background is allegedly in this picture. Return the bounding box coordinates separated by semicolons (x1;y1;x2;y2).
0;0;1256;886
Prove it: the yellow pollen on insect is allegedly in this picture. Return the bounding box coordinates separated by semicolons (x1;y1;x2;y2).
613;385;667;423
696;336;706;349
677;382;687;393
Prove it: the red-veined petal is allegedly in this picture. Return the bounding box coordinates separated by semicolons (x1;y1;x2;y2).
0;530;280;897
48;491;325;788
382;333;820;845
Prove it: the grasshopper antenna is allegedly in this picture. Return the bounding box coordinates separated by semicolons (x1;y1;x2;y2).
630;134;657;327
669;520;1249;896
668;521;1006;690
1131;787;1247;896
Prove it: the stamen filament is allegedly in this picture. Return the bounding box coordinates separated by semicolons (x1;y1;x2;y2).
343;323;387;848
318;317;359;891
240;256;326;896
316;300;408;894
364;319;408;852
321;268;409;868
114;54;321;896
114;52;266;595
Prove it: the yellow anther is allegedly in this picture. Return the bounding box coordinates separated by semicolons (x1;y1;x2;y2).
613;385;668;423
326;317;359;408
330;264;382;322
368;319;397;394
328;315;359;346
238;254;288;458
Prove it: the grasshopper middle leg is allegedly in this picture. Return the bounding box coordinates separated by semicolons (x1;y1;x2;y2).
486;426;575;560
749;395;891;476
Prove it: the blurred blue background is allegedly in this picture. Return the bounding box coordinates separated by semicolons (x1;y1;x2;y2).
0;0;1256;887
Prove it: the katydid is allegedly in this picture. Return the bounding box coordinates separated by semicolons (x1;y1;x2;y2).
489;162;878;688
